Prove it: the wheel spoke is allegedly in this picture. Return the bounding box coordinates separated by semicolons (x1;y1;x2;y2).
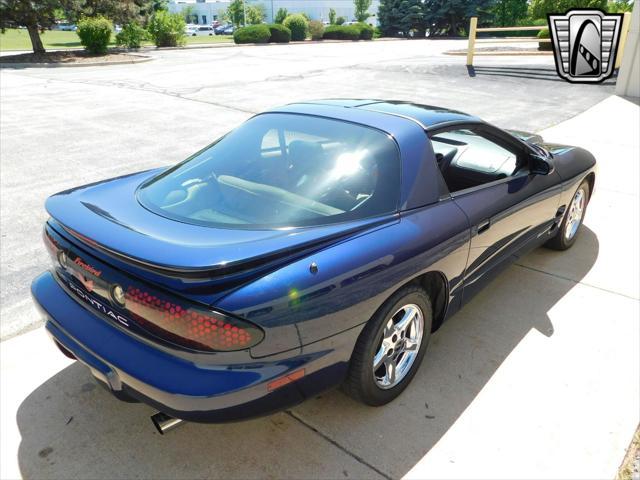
384;358;396;385
382;319;395;341
373;346;386;371
395;306;417;334
404;338;419;352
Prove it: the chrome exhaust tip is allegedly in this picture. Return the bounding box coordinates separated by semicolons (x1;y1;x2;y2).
151;412;184;434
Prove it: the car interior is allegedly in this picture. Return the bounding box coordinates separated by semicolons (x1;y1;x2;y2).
141;118;400;228
430;128;525;193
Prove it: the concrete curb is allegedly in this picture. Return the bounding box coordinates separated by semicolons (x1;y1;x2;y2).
0;54;153;69
0;36;408;57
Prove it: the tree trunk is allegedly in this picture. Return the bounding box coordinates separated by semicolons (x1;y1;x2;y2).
27;24;45;54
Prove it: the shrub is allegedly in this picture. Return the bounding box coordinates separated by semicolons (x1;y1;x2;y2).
115;22;148;48
268;23;291;43
309;20;324;40
234;24;271;44
354;22;374;39
323;25;361;40
148;11;186;47
283;14;309;41
336;16;346;25
537;28;552;51
77;16;112;54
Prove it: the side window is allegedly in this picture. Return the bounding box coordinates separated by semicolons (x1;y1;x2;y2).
431;128;521;193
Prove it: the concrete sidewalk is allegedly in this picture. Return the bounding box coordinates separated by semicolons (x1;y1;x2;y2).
1;95;638;480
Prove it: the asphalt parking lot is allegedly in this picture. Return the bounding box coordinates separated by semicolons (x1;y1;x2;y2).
1;40;638;479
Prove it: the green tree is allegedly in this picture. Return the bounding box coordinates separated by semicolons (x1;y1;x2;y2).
491;0;528;27
274;7;288;23
354;0;372;21
246;4;265;24
76;0;152;25
181;5;196;23
529;0;607;19
328;8;337;23
226;0;244;26
378;0;429;36
422;0;494;36
607;0;633;11
0;0;80;53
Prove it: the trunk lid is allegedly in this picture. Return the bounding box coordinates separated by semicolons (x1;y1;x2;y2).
46;170;395;298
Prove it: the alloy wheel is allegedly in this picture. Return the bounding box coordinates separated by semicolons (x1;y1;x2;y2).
373;303;424;389
565;188;586;240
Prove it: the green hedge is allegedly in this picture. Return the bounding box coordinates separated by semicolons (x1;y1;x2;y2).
537;27;553;51
234;24;271;44
309;20;324;40
115;22;148;48
77;16;112;54
283;14;309;41
147;11;186;47
355;22;374;40
268;23;291;42
323;25;362;40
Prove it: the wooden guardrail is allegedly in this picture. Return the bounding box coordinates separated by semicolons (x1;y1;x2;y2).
466;13;632;68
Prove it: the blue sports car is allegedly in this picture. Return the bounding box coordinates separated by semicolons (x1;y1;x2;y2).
32;100;596;433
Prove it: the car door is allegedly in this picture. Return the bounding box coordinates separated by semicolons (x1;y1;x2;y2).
429;124;562;303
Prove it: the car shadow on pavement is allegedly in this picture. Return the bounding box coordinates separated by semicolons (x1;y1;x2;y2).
16;227;599;480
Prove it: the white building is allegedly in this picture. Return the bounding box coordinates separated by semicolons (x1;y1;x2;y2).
168;0;380;26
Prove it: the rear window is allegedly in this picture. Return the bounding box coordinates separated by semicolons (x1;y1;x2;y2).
138;113;400;229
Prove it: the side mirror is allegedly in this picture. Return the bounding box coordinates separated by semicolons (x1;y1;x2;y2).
530;154;554;175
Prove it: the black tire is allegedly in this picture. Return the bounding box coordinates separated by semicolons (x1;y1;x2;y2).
343;284;432;406
545;180;590;251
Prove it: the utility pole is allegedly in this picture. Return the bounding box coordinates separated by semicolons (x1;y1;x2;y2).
243;0;247;26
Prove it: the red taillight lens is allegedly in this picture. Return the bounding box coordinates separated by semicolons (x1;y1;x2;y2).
125;286;264;352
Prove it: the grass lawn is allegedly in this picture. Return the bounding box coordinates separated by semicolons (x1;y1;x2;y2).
0;28;232;51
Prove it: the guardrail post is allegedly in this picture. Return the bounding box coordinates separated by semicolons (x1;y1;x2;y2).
616;11;633;69
467;17;478;66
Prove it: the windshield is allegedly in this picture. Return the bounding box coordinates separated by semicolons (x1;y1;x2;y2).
138;113;400;229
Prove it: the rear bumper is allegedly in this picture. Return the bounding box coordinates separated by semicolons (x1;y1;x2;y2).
31;271;360;423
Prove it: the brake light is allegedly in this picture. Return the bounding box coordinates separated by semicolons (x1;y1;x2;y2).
125;287;263;352
43;224;264;353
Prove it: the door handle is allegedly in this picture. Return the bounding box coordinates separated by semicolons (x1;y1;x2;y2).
477;219;491;234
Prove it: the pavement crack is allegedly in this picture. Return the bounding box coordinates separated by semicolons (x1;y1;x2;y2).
17;74;259;115
286;410;392;480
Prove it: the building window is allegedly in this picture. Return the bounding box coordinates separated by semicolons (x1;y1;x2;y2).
202;15;207;24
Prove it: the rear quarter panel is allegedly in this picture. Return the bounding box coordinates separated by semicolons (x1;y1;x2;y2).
218;200;470;358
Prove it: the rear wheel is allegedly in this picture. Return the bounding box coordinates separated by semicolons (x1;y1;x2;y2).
546;180;590;250
343;285;432;406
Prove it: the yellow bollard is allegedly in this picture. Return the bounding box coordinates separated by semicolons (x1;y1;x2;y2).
467;17;478;66
616;11;632;69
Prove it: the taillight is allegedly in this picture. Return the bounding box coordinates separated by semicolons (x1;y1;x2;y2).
125;286;264;352
43;223;264;353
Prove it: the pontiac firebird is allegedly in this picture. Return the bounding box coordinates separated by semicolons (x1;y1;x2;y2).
31;100;596;432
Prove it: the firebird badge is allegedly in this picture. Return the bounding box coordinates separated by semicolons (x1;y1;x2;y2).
73;257;102;277
547;9;623;84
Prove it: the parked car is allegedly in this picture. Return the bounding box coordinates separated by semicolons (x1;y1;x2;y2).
32;100;596;433
53;22;77;31
214;24;234;35
193;25;216;36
